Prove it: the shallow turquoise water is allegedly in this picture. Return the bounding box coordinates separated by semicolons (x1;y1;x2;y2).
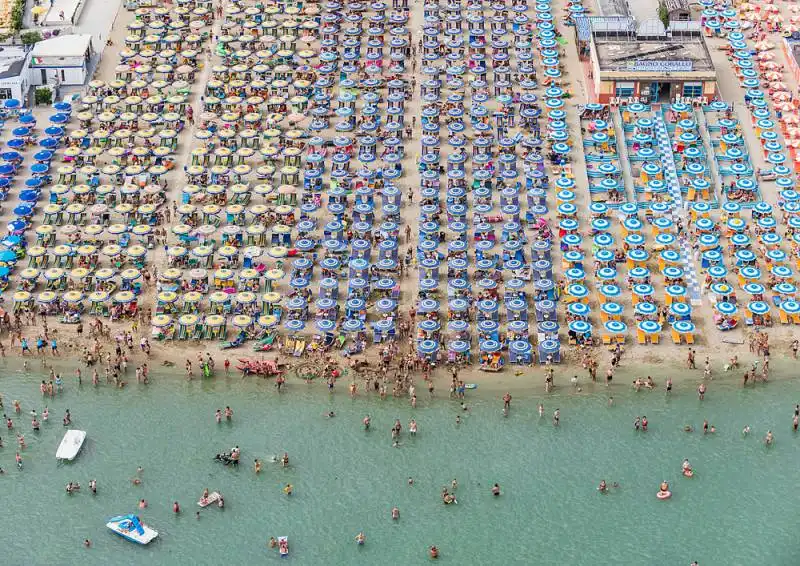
2;366;800;565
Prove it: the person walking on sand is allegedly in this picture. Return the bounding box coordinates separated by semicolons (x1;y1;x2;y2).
687;349;696;369
703;357;712;380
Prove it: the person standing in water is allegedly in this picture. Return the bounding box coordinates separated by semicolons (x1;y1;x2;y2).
553;409;560;426
697;383;706;400
765;431;774;446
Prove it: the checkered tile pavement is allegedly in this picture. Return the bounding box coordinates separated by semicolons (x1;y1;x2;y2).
654;112;702;305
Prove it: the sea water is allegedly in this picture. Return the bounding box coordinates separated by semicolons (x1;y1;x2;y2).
1;366;800;566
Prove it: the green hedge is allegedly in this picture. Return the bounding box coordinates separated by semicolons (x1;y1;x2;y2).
35;87;52;105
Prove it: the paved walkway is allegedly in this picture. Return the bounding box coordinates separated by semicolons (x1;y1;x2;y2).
42;0;81;26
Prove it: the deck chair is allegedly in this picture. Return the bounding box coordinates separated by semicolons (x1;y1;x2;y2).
293;340;306;357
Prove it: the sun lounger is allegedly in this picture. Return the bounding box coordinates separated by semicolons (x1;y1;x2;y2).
293;340;306;357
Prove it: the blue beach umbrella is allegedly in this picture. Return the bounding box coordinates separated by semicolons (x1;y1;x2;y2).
417;339;439;355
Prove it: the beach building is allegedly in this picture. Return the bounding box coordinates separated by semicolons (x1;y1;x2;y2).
0;46;32;102
576;15;717;104
29;34;93;86
659;0;691;22
782;36;800;87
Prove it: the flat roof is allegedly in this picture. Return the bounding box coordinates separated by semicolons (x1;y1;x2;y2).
595;38;714;73
31;34;92;59
0;58;25;79
597;0;630;17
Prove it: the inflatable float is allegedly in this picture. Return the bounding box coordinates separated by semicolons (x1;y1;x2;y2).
465;383;478;390
682;469;694;478
656;490;672;500
198;492;221;507
278;536;289;557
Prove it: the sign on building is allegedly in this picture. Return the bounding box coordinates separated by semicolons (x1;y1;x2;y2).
626;60;693;72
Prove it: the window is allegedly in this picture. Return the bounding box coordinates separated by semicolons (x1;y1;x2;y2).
615;81;635;98
0;88;12;100
683;82;702;98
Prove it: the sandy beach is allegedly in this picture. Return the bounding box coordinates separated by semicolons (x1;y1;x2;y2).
0;0;794;401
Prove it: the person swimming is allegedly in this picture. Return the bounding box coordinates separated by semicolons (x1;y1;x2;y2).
269;537;277;548
659;481;669;493
391;506;399;520
742;425;751;436
283;483;293;496
598;480;608;493
355;531;366;545
363;415;371;429
765;431;774;446
491;483;501;496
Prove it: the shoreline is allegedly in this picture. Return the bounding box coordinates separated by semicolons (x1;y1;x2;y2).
2;341;791;400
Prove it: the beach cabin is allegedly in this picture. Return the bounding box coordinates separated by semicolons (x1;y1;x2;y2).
0;47;31;104
30;35;94;87
660;0;690;23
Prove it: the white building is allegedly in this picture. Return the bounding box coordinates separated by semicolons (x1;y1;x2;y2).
0;47;32;102
30;34;93;87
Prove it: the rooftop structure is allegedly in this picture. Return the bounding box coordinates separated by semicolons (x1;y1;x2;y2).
594;36;715;77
